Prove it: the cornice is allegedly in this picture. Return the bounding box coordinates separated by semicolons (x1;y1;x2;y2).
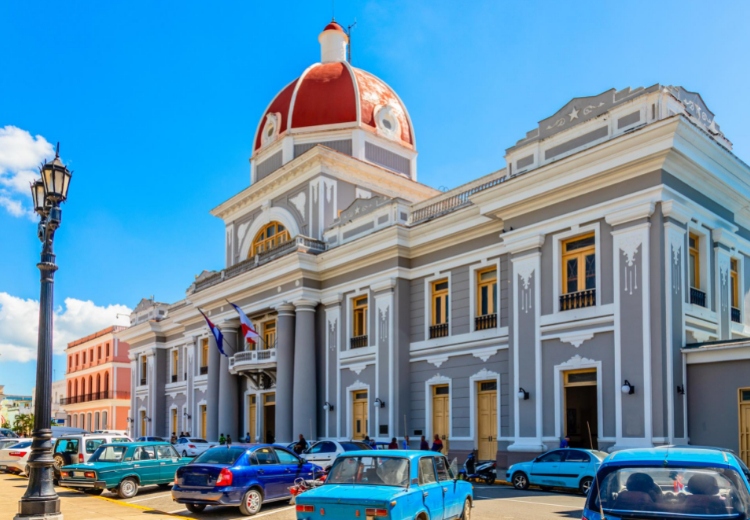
604;202;655;227
371;278;397;292
502;233;545;254
661;199;692;225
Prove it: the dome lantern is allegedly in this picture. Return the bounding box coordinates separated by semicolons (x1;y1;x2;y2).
318;21;348;63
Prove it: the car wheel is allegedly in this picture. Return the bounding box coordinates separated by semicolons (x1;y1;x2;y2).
53;454;66;474
483;474;496;485
117;477;138;499
186;503;206;513
512;471;529;490
182;450;188;457
239;488;263;516
579;477;593;495
460;498;472;520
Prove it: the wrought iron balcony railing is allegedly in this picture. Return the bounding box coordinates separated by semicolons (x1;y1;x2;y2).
171;374;178;383
60;391;128;405
199;366;208;375
350;335;368;349
139;378;147;386
732;307;741;323
690;287;706;307
429;323;449;339
560;289;596;311
229;348;277;369
475;314;497;331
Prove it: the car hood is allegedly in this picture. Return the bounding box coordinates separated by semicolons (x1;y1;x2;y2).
506;462;530;473
297;484;409;504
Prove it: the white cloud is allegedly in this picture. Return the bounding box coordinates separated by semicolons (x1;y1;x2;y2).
0;292;131;363
0;126;55;219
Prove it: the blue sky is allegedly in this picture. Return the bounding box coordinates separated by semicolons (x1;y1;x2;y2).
1;0;748;395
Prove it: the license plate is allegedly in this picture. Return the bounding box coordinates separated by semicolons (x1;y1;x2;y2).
184;474;208;486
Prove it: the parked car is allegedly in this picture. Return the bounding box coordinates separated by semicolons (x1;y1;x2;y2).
295;450;473;520
51;426;87;437
53;433;131;478
0;438;23;450
172;444;321;515
59;441;192;498
175;437;216;457
300;440;372;468
0;439;34;476
277;440;312;454
506;447;608;494
0;428;19;438
136;436;167;442
583;447;750;520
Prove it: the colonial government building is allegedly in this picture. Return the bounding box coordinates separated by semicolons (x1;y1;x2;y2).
119;22;750;467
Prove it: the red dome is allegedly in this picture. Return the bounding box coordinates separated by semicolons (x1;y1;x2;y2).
254;62;414;152
323;21;346;34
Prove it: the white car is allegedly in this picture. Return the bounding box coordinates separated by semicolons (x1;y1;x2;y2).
0;439;21;451
299;440;372;468
174;437;216;457
0;439;34;476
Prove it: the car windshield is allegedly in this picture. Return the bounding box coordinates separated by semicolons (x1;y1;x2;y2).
589;466;750;518
327;456;409;487
340;442;371;451
192;447;245;465
89;445;128;463
189;438;207;444
591;450;609;460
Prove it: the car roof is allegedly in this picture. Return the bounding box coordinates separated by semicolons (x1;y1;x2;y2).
103;441;173;447
338;449;437;460
603;447;737;468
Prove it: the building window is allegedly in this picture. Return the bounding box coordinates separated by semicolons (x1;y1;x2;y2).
351;296;368;348
430;279;449;339
68;357;72;370
200;338;209;375
731;259;741;323
688;232;707;307
560;233;596;310
82;351;86;364
97;346;101;361
263;321;276;349
475;267;497;330
140;356;147;385
102;411;108;429
106;343;110;358
171;350;178;383
250;222;291;257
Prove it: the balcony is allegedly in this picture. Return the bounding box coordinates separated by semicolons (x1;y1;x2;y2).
171;374;178;383
429;323;449;339
199;366;208;375
560;289;596;311
229;349;277;386
475;314;497;331
350;335;368;349
60;390;128;405
140;378;146;386
690;287;706;307
732;307;741;323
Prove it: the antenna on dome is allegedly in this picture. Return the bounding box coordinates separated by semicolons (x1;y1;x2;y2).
346;19;357;63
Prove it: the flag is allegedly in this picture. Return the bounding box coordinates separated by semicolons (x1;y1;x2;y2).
198;308;227;357
228;301;261;345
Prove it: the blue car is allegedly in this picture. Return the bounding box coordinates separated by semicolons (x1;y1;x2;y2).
506;448;608;494
583;447;750;520
295;450;473;520
172;444;321;515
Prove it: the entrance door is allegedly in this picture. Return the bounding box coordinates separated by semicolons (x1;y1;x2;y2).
140;410;147;437
248;395;257;442
432;385;450;455
199;405;207;439
477;381;497;460
352;391;368;440
740;389;750;466
171;409;178;436
563;369;598;448
263;393;276;443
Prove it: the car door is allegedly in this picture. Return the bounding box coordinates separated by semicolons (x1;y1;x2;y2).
418;456;445;520
156;444;181;483
274;447;307;495
251;447;285;498
529;450;566;487
305;441;336;467
132;445;161;485
434;455;459;518
561;449;590;489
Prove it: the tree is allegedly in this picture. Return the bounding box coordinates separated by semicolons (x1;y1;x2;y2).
13;414;34;437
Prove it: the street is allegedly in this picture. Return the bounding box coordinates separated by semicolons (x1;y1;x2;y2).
98;481;586;520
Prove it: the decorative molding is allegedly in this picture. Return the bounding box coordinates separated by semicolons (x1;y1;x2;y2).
559;354;597;369
719;256;730;287
503;234;545;254
605;202;655;227
559;332;595;348
355;187;372;199
472;347;498;362
619;233;643;267
349;364;366;375
327;318;337;352
426;356;449;368
472;367;500;380
290;192;307;220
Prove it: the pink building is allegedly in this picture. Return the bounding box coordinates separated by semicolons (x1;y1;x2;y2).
62;326;131;432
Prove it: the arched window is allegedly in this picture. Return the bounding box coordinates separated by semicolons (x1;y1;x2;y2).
102;410;108;429
96;374;101;396
71;415;77;428
250;222;290;257
68;381;72;398
88;376;93;398
104;372;110;394
94;412;100;431
80;378;85;396
86;412;92;431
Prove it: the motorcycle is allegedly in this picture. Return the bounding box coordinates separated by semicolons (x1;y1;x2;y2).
458;451;497;485
289;465;330;504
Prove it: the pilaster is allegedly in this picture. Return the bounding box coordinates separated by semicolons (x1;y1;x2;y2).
218;321;240;439
274;303;296;443
374;280;396;439
323;295;342;439
292;299;318;440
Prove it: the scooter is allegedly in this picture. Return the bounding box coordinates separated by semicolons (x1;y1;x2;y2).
458;451;497;485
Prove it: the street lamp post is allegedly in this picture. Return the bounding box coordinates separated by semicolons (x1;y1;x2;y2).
16;144;72;520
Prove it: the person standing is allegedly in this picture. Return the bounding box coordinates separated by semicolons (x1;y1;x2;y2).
226;434;232;446
420;435;430;450
431;434;444;453
388;437;399;449
401;435;410;450
219;433;226;445
244;431;251;443
170;432;177;444
294;434;307;455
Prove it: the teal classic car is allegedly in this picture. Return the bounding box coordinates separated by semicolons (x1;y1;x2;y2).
59;441;192;498
295;450;473;520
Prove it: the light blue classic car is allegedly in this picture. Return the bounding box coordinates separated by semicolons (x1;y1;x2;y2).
295;450;473;520
59;441;193;498
506;448;608;494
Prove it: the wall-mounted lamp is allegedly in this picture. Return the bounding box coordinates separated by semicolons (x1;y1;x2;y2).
676;384;685;395
145;416;152;422
323;401;334;412
621;380;635;395
517;388;529;400
127;417;134;423
183;411;192;419
374;398;385;408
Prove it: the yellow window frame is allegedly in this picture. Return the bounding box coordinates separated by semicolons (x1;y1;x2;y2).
201;338;209;367
561;232;596;294
353;296;368;337
564;368;597;387
476;267;497;317
731;259;739;308
263;320;277;349
140;356;147;379
432;279;450;325
172;349;178;376
250;222;291;257
689;233;701;289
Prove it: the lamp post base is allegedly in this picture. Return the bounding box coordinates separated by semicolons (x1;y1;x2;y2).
14;514;63;520
15;497;62;520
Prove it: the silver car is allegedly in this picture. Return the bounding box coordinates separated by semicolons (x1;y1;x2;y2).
0;440;34;476
299;440;372;468
174;437;216;457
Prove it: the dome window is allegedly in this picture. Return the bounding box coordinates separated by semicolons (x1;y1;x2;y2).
261;112;281;147
375;104;401;141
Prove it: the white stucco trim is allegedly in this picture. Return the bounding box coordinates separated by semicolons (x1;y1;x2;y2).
551;222;602;318
375;289;395;438
345;380;371;441
424;374;453;442
238;206;302;260
468;368;501;445
553;355;603;442
469;258;502;333
664;220;686;443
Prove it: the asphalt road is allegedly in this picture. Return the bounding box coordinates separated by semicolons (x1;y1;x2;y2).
102;482;586;519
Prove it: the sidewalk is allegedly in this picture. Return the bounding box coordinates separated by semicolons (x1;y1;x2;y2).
0;473;189;520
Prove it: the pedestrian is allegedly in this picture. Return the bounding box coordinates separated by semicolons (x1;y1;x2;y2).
245;431;251;443
431;434;443;453
401;435;410;450
266;430;275;443
219;433;226;445
294;434;307;455
226;434;232;446
388;437;399;449
170;432;177;444
420;435;430;450
559;436;570;448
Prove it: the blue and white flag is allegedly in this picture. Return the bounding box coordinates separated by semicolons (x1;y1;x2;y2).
198;308;227;357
